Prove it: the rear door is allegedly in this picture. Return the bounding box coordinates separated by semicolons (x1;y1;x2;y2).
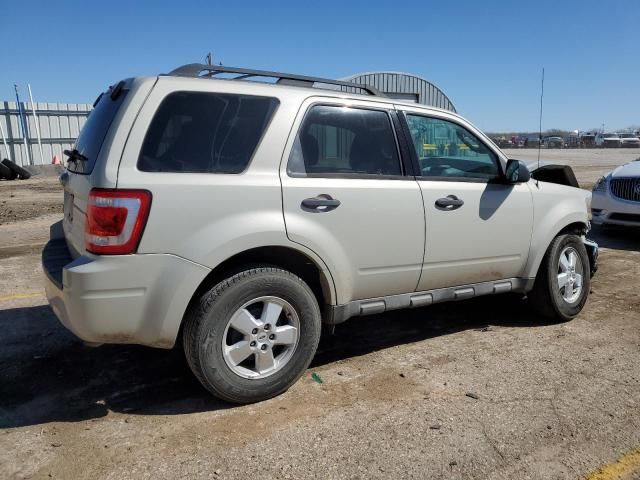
62;85;130;257
400;111;533;291
280;99;425;304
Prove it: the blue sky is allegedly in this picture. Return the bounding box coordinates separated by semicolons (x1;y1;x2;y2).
1;0;637;132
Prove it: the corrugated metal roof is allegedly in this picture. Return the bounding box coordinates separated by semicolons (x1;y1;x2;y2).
342;72;456;113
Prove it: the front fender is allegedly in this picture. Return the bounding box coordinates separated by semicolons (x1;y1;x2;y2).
523;182;589;279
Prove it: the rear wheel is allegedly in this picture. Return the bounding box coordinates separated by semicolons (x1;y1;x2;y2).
183;267;321;403
529;234;590;321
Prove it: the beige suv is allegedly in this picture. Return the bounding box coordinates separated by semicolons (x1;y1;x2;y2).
43;64;598;403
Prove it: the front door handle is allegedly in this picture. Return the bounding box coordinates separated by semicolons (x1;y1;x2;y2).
435;195;464;210
301;195;341;212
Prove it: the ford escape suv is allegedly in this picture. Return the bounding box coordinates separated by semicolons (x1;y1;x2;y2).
43;64;598;403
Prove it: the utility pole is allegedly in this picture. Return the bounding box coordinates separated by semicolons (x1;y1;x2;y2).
0;117;11;161
27;84;45;164
14;84;32;166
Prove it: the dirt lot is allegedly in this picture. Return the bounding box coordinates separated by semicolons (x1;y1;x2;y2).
1;151;639;479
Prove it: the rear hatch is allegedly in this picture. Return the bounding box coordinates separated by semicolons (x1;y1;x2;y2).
62;84;129;258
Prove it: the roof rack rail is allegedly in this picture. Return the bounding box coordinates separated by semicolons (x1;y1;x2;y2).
167;63;385;97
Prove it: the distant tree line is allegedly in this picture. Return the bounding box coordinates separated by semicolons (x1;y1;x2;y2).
487;125;639;139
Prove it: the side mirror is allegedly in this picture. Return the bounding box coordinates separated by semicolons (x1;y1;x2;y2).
505;159;531;184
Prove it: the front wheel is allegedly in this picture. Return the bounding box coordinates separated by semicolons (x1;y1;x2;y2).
183;267;321;403
528;234;591;321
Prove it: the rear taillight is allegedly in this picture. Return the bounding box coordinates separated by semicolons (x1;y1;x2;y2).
85;188;152;255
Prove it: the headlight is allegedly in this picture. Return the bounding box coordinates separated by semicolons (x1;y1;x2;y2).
593;176;608;192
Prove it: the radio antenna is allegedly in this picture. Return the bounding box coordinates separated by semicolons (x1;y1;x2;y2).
536;67;545;184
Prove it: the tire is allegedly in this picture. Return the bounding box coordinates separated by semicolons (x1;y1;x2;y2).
528;234;591;321
0;161;13;180
0;160;17;180
2;159;31;180
183;267;322;404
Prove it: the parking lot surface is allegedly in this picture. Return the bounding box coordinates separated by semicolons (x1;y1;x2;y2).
1;151;639;479
502;148;639;188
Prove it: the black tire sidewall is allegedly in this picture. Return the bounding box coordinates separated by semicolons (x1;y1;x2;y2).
2;159;31;180
544;234;591;320
191;269;321;403
0;162;12;179
0;161;17;180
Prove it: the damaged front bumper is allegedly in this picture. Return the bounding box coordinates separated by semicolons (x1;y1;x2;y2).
583;237;598;277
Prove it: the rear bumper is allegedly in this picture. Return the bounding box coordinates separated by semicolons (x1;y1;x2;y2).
42;231;210;348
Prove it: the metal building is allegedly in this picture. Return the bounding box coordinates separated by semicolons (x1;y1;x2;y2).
342;72;456;112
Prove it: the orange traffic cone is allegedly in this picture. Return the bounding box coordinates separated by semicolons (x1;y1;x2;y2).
52;155;61;165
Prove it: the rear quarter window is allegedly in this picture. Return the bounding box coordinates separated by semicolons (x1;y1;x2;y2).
138;92;279;174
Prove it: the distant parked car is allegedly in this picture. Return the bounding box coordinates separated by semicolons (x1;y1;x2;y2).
596;133;622;148
619;133;640;148
592;160;640;227
544;136;564;148
564;135;580;148
579;132;597;148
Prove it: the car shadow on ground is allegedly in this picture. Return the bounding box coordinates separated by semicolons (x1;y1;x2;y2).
0;294;559;429
589;225;640;252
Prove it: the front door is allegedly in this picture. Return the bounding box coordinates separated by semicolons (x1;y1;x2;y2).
402;111;533;291
281;101;425;303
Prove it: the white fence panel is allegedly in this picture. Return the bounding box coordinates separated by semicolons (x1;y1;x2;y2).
0;101;92;166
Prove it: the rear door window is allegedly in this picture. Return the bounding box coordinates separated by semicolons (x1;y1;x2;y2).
287;105;402;177
67;88;128;174
138;92;278;174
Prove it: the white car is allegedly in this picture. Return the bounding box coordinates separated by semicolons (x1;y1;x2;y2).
596;133;622;148
592;160;640;226
619;133;640;148
42;63;598;403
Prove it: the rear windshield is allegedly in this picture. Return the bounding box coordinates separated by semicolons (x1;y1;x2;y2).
138;92;278;174
67;89;128;174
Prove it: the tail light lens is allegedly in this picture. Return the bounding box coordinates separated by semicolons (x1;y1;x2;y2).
85;189;152;255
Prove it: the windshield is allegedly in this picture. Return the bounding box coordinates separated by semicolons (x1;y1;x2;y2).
67;88;128;174
603;133;619;138
620;134;636;138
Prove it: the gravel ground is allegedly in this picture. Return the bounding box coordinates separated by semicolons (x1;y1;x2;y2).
0;177;62;225
1;156;639;479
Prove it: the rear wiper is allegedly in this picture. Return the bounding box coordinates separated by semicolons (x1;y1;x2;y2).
63;149;88;163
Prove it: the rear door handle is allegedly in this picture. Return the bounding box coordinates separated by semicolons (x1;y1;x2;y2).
435;195;464;210
301;195;341;211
